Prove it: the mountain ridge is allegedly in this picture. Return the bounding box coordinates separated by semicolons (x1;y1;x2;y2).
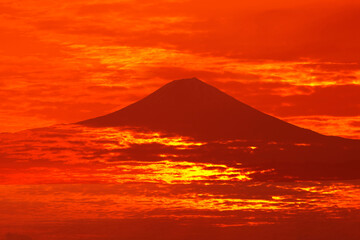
78;78;339;142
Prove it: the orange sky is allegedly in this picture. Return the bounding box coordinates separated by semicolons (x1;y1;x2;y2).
1;0;360;138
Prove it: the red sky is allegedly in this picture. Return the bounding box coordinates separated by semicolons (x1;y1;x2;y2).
1;0;360;138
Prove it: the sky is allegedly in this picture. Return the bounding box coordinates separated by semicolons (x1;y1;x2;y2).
1;0;360;139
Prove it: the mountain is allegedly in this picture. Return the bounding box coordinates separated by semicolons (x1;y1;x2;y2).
78;78;335;142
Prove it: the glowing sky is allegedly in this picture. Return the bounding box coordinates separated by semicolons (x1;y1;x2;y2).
1;0;360;138
1;125;360;240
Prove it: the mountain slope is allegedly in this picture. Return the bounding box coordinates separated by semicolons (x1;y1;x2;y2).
79;78;329;141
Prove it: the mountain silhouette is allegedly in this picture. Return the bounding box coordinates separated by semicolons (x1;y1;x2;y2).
79;78;336;142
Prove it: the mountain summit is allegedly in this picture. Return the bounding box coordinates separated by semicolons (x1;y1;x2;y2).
79;78;324;141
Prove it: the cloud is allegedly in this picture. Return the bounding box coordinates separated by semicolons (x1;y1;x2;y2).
350;121;360;127
272;84;360;117
4;233;33;240
0;0;360;138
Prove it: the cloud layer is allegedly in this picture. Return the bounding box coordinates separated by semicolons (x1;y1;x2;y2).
1;0;360;137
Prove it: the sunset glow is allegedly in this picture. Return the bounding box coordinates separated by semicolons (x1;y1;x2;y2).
1;125;360;239
1;0;360;138
1;1;360;239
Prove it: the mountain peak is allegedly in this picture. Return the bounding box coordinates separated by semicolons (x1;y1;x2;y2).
157;77;216;95
172;77;202;82
168;77;204;85
79;78;324;141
